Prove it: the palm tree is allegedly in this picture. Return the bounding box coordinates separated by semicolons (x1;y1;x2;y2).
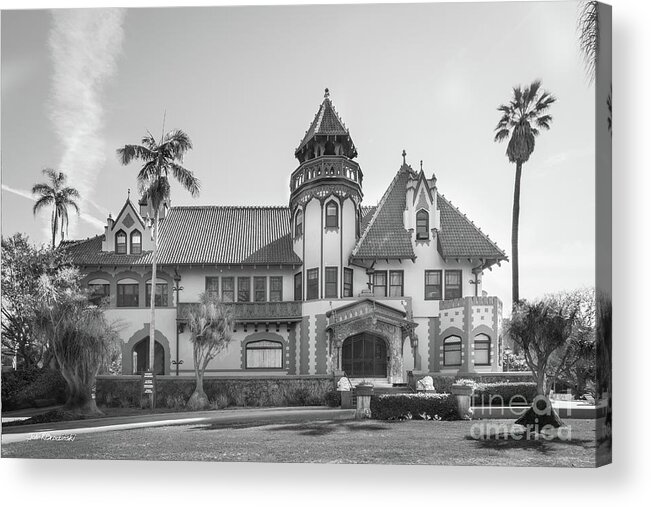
117;129;200;385
578;0;600;84
494;80;556;305
32;168;80;249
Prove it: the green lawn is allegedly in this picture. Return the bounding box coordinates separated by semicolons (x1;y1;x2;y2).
2;418;598;467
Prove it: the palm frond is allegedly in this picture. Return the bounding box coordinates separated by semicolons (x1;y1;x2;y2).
60;186;81;200
31;183;54;197
33;195;54;215
163;129;193;161
141;177;171;212
494;129;510;143
117;144;156;165
169;163;201;197
536;115;553;130
578;0;600;83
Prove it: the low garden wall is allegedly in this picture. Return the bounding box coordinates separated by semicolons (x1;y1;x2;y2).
95;375;338;409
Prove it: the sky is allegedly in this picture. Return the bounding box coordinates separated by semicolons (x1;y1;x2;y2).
1;1;596;310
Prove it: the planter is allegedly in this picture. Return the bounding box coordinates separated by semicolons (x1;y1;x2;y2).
355;383;374;419
450;384;474;396
355;384;374;397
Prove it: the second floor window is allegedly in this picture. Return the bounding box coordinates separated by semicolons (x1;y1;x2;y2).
146;281;169;307
325;267;338;298
343;268;353;297
254;276;267;302
416;210;429;240
325;201;339;228
117;280;139;307
222;277;235;302
238;277;251;302
445;270;462;300
88;280;110;306
130;230;142;255
205;277;219;298
295;209;303;237
294;272;302;301
115;230;127;254
373;270;387;297
425;270;442;300
270;276;283;302
389;270;404;297
307;268;319;300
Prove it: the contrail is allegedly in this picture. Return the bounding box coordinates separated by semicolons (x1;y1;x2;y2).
2;183;106;229
47;8;126;238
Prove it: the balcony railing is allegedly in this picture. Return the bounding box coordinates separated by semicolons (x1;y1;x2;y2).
290;156;363;192
178;301;303;323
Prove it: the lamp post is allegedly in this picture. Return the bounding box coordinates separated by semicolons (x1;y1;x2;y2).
504;346;512;372
172;271;183;376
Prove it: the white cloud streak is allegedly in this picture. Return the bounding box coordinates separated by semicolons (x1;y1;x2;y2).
2;183;106;229
47;8;126;237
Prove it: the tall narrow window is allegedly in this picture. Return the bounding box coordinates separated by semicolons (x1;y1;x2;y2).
222;277;235;303
325;201;339;228
325;267;338;298
295;209;303;237
416;210;429;240
205;277;219;298
238;277;251;302
294;272;302;301
474;334;491;366
117;279;139;307
306;268;319;300
146;279;169;307
343;268;353;297
88;279;110;306
270;276;283;302
425;270;442;300
389;270;404;297
115;230;127;254
445;270;462;300
130;230;142;255
254;276;267;302
373;270;387;297
443;336;462;366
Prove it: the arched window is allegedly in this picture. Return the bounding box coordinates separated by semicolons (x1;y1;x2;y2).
146;278;169;307
245;339;283;369
130;230;142;255
88;279;110;306
294;209;303;237
474;334;491;366
117;278;139;307
325;201;339;228
115;230;127;254
443;336;462;366
416;210;429;240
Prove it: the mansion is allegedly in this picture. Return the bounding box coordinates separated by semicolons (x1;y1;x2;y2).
65;90;508;384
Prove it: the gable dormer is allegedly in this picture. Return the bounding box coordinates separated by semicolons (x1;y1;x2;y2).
101;194;153;254
403;165;440;238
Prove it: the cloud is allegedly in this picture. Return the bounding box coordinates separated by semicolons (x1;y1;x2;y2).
46;8;126;237
2;183;106;229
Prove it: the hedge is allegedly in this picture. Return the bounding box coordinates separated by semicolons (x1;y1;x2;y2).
1;368;68;411
370;393;458;421
95;375;338;409
473;382;537;406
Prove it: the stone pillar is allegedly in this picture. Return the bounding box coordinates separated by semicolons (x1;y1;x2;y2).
355;383;374;419
451;384;474;419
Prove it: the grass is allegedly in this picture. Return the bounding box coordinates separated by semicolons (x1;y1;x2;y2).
1;418;599;467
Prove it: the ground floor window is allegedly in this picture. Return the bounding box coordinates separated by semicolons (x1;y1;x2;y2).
443;336;462;366
474;334;491;365
245;340;283;369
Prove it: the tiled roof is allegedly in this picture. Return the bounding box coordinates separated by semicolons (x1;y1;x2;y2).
63;207;302;266
296;92;353;154
437;195;507;260
351;167;416;260
361;205;376;230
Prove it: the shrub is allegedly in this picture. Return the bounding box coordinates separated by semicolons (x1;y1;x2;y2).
371;393;458;421
324;389;341;407
473;382;537;406
95;377;141;408
1;368;67;411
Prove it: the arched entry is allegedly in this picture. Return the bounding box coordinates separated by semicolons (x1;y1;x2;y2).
342;333;388;378
132;337;165;375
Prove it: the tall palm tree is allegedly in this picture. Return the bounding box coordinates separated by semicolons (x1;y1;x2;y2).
32;168;80;249
494;80;556;305
117;129;200;383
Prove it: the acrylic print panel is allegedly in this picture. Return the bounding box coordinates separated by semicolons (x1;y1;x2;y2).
1;1;611;467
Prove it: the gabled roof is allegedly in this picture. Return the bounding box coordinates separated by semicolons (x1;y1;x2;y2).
111;197;145;231
351;166;416;260
295;90;356;156
437;195;507;261
63;206;302;267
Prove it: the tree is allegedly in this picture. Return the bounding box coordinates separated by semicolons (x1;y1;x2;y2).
32;265;119;416
185;293;234;410
507;294;578;429
32;168;80;249
117;129;200;383
1;233;70;369
494;81;556;305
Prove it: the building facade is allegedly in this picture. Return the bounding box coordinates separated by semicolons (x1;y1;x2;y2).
65;90;508;383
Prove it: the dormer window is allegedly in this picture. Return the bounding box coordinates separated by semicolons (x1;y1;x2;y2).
130;230;142;255
295;209;303;237
325;201;339;228
115;230;127;254
416;209;429;240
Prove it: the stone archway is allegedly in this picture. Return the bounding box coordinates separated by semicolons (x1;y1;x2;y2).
132;337;165;375
122;326;171;375
341;333;388;378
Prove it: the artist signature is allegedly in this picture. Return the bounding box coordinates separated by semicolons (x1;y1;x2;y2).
28;432;76;442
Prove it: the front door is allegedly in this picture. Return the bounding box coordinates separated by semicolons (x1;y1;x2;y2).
341;333;387;378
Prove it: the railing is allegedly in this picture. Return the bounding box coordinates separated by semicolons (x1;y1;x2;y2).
178;301;303;322
290;156;363;192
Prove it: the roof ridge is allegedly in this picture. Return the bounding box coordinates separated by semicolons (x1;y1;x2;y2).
351;168;405;256
437;192;507;257
60;234;104;247
170;205;290;210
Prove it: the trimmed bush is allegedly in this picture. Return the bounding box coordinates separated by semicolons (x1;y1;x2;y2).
1;368;67;411
371;393;458;421
95;376;141;408
473;382;537;406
